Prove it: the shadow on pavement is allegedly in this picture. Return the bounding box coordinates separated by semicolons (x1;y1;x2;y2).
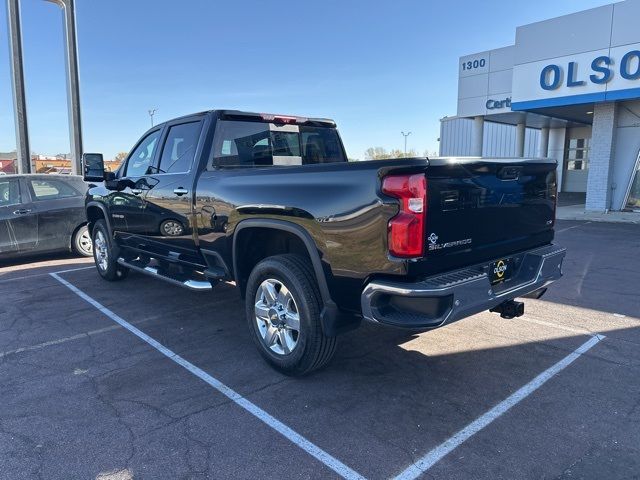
29;267;638;479
0;253;93;282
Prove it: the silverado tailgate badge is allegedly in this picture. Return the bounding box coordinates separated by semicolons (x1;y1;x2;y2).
428;232;472;251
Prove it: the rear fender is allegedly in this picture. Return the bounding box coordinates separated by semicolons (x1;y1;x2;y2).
232;219;355;336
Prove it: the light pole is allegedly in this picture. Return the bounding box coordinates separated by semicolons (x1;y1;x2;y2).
148;108;157;127
7;0;83;174
7;0;31;173
401;131;412;156
45;0;83;174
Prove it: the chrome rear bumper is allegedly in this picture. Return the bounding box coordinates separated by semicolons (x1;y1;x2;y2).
361;244;566;329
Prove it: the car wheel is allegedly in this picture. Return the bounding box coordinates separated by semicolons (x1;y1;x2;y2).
72;225;93;257
92;220;129;281
245;254;337;376
160;219;184;236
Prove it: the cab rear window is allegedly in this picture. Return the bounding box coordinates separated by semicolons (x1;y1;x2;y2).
212;120;345;168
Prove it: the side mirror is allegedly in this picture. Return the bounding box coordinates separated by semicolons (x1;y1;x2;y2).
104;171;119;190
82;153;105;181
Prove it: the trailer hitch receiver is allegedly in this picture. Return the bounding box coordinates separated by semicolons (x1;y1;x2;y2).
490;300;525;319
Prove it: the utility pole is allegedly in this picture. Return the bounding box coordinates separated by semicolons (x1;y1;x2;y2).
148;108;157;127
401;131;412;157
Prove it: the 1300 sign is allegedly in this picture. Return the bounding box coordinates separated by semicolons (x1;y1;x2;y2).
462;58;486;71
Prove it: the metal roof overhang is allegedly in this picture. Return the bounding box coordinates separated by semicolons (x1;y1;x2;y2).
480;106;593;129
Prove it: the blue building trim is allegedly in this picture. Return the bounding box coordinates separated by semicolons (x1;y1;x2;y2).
605;86;640;101
512;86;640;111
511;92;606;110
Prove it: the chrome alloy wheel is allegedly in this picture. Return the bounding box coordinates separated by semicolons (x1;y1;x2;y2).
94;230;109;272
254;278;300;355
161;220;183;236
78;229;93;255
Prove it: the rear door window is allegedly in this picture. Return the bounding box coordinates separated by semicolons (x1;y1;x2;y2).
29;178;79;200
212;120;345;168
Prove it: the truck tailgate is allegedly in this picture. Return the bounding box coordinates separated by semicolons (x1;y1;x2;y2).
419;158;557;274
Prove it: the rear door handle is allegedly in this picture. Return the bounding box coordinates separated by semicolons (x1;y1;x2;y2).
173;188;189;196
131;188;143;195
13;208;31;215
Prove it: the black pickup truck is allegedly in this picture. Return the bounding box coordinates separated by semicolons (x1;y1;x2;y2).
83;110;566;375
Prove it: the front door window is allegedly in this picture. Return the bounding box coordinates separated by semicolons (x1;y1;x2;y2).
124;130;161;177
0;178;21;206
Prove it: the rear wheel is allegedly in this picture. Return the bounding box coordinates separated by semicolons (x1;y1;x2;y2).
245;254;337;376
92;220;129;281
72;225;93;257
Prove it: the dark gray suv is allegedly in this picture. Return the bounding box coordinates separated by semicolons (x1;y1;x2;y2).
0;174;92;260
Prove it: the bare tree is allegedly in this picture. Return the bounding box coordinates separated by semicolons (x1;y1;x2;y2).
364;147;390;160
365;147;420;160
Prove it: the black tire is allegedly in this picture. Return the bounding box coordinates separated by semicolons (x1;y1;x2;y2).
91;220;129;281
159;219;184;237
245;254;337;376
72;225;93;257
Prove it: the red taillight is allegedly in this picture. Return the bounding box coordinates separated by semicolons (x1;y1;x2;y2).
382;174;426;258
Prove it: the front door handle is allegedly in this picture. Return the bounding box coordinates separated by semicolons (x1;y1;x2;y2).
13;208;31;215
173;188;189;196
131;188;143;195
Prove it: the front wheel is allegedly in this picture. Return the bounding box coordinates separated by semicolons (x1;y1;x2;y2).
92;220;129;281
160;219;184;237
245;254;337;376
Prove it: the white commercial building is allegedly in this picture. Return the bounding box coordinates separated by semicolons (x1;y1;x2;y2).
440;0;640;212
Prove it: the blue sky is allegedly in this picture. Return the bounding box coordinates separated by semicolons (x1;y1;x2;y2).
1;0;612;160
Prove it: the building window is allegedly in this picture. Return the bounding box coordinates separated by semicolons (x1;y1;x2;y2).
565;138;590;170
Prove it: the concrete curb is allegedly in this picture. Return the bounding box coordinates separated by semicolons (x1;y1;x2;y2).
557;206;640;224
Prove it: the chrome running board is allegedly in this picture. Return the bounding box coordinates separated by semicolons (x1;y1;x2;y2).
117;258;213;291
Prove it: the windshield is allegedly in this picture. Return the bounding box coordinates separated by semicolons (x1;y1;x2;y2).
212;120;346;168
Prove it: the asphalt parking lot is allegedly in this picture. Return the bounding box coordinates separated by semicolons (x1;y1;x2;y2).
1;220;639;480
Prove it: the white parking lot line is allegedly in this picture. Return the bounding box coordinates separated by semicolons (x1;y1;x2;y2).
392;334;604;480
50;272;367;480
0;324;121;359
0;265;94;285
53;265;96;274
520;316;594;335
555;221;591;234
0;315;158;359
